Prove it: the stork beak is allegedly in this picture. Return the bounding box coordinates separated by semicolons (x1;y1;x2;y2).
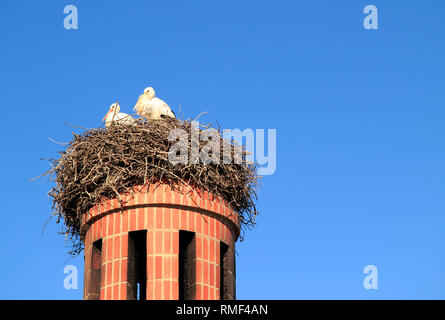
102;109;111;121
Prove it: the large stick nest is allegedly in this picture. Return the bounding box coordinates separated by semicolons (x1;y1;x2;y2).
42;118;259;255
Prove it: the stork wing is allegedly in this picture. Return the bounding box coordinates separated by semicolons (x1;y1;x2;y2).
152;98;175;118
134;94;144;112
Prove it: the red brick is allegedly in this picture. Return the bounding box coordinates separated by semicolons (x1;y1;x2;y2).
172;280;179;300
155;232;163;254
101;217;107;238
105;199;111;212
155;185;164;203
106;262;112;285
180;210;188;230
163;281;171;300
203;261;209;284
113;285;119;300
147;280;154;299
214;200;221;216
216;267;220;288
216;242;220;265
140;184;149;194
210;263;215;286
215;220;220;239
137;207;145;230
164;209;171;229
196;236;202;258
122;211;128;233
147;256;154;280
165;187;173;204
147;231;154;255
155;280;162;300
209;218;215;238
97;219;102;239
189;211;195;230
120;283;127;300
107;214;114;236
156;208;163;229
111;198;119;210
107;238;113;261
91;224;96;242
164;232;172;254
172;256;178;280
122;234;128;257
203;190;209;207
129;210;137;231
114;213;121;234
163;256;171;278
191;190;200;208
173;190;181;205
155;256;162;279
81;184;241;300
196;284;202;300
203;218;209;236
184;192;191;206
135;192;142;205
146;187;154;203
113;261;119;283
203;285;208;300
113;236;120;260
196;214;203;234
147;208;155;229
172;209;179;229
222;226;226;243
85;231;90;249
203;237;209;260
128;193;135;206
209;239;215;263
172;231;179;255
120;259;128;282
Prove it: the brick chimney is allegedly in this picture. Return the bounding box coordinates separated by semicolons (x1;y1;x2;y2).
80;183;240;300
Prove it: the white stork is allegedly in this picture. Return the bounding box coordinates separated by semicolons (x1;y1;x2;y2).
134;87;176;120
102;102;135;128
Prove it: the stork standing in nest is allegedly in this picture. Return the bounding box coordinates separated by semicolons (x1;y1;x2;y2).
102;102;135;128
134;87;176;120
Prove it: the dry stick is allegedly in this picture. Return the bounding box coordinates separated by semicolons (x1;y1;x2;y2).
193;111;210;122
38;117;258;254
64;122;95;131
48;137;69;145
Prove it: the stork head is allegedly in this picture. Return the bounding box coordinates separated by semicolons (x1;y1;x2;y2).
144;87;155;99
102;103;120;121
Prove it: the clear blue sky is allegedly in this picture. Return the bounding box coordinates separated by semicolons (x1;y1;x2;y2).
0;0;444;299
